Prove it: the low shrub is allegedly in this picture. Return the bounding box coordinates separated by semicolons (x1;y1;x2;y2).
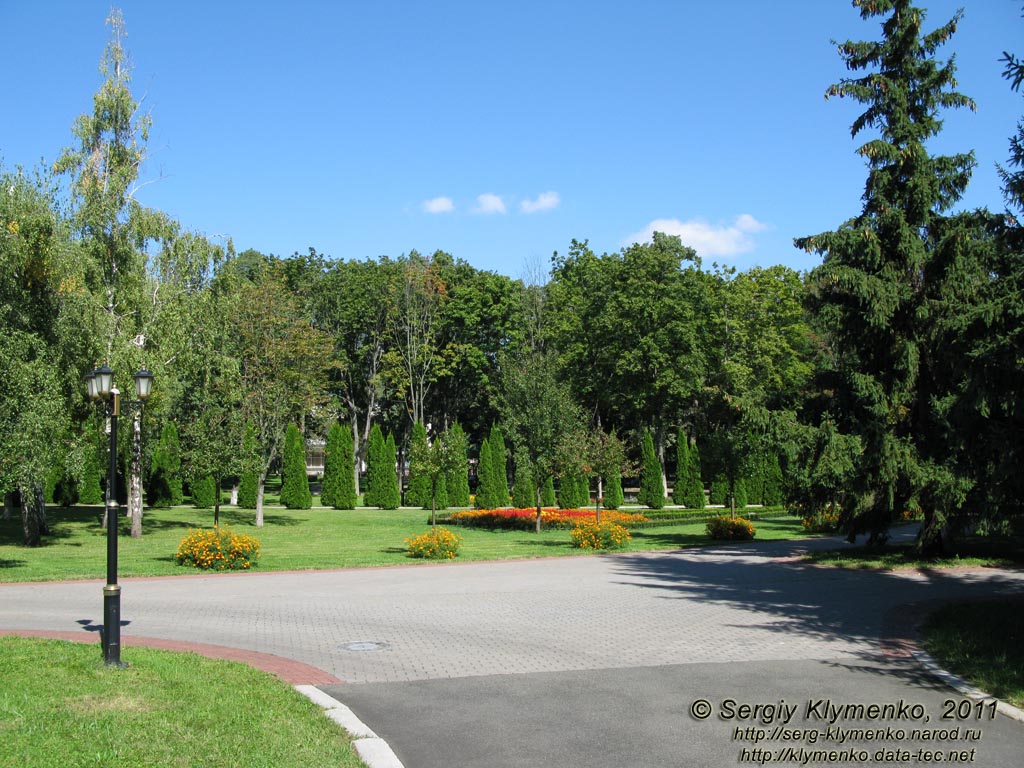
570;520;632;550
175;526;261;571
706;516;756;541
406;526;462;560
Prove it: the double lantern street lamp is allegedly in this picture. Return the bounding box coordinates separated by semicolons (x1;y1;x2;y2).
84;364;153;667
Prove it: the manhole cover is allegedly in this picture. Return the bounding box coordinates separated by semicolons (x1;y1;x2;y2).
341;641;390;652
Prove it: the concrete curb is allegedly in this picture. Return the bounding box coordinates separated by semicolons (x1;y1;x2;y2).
910;650;1024;724
295;684;405;768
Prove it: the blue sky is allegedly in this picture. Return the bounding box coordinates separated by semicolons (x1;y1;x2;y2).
2;1;1021;277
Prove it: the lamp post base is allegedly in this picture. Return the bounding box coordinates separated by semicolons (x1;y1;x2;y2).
102;584;125;668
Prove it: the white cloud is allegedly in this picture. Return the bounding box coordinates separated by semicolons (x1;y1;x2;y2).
422;196;455;214
520;191;560;214
625;214;769;257
474;193;507;215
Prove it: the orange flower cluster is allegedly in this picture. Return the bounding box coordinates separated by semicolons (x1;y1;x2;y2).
449;508;647;530
570;520;632;550
406;526;463;560
175;526;261;571
705;516;756;541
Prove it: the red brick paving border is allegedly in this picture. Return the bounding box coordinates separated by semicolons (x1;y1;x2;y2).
0;629;342;685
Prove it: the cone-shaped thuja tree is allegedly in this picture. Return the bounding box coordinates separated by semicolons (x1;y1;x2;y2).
445;422;471;508
488;425;510;507
796;0;976;552
638;429;665;509
363;423;385;508
322;422;357;509
475;437;494;508
405;421;431;507
280;423;312;509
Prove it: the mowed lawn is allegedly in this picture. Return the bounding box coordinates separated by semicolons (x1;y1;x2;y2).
0;503;813;583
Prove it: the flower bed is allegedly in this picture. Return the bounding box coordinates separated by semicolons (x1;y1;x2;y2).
448;508;648;530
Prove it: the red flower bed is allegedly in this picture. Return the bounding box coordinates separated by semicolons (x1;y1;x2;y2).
449;508;647;530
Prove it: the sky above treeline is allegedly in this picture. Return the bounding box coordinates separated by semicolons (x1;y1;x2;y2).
2;1;1021;278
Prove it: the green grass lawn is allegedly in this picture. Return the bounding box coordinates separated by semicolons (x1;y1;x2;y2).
921;599;1024;709
0;503;817;582
0;636;364;768
801;539;1024;571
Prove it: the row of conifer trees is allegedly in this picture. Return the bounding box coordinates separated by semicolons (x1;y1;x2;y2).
139;418;786;511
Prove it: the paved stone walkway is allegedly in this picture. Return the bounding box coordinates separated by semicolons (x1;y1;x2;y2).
3;530;1023;765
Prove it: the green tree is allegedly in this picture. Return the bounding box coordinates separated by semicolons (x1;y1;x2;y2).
236;422;259;509
733;476;748;510
558;472;587;509
475;438;494;509
762;451;784;507
512;450;536;509
709;475;729;506
280;423;312;509
638;429;665;509
541;475;557;507
499;350;585;533
364;424;385;508
147;421;183;507
321;422;357;509
190;474;217;509
381;432;401;509
405;422;431;507
409;426;459;525
681;437;705;509
672;428;690;505
488;425;510;508
796;0;977;551
602;472;624;511
445;422;471;507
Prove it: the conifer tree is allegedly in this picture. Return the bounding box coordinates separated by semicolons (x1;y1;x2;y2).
512;452;536;509
405;422;431;507
762;451;784;507
190;474;217;509
280;423;312;509
796;0;977;551
78;439;103;505
603;470;624;510
321;422;357;509
475;438;494;508
733;476;748;510
638;429;665;509
489;425;510;507
147;421;183;507
445;422;471;507
380;432;401;509
681;439;704;509
709;474;729;506
364;423;385;508
558;472;587;509
237;422;259;509
672;428;688;505
541;475;557;507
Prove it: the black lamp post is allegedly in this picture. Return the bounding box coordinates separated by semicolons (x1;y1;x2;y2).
85;365;153;667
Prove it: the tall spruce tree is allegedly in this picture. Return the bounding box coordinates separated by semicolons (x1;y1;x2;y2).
321;422;356;509
638;429;666;509
280;423;312;509
445;422;471;508
796;0;976;551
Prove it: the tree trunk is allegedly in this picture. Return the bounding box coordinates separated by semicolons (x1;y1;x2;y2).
255;473;265;527
3;492;13;522
350;411;362;495
214;477;222;527
129;410;143;538
21;483;48;547
535;484;543;534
